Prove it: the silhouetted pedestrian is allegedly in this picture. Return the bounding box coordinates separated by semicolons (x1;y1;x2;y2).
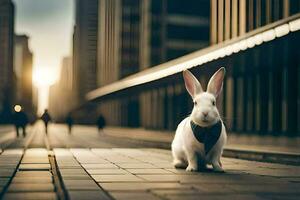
97;114;106;133
41;109;52;134
66;114;73;134
12;105;28;137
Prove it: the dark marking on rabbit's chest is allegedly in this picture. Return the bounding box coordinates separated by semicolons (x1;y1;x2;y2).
190;120;222;154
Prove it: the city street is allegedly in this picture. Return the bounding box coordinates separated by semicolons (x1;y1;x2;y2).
0;123;299;200
0;0;299;199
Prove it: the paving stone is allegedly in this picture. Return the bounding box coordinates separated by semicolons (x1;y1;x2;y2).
116;163;159;169
56;159;78;163
15;171;52;177
0;178;10;186
126;169;172;174
3;192;57;200
56;157;77;161
63;180;100;190
75;159;110;164
19;164;51;170
152;163;174;168
151;188;201;196
227;183;300;193
104;157;140;163
81;163;118;169
12;176;53;183
61;175;92;180
0;169;16;177
86;169;128;175
189;183;237;193
112;148;145;153
8;183;55;192
0;164;18;168
59;169;87;175
56;163;81;168
99;182;191;191
178;173;283;184
21;159;49;164
135;157;169;163
53;149;73;156
165;168;198;174
137;174;193;182
25;148;48;153
91;148;117;154
165;194;266;200
258;194;300;200
246;169;300;177
93;174;143;182
1;149;23;155
68;190;111;200
55;165;82;169
56;161;79;165
0;159;20;165
110;191;161;200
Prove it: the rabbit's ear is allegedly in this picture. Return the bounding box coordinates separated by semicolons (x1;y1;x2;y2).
183;70;203;99
207;67;225;97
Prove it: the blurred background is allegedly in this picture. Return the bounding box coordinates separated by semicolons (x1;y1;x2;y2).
0;0;299;136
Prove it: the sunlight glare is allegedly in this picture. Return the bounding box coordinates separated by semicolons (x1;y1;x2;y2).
33;67;58;88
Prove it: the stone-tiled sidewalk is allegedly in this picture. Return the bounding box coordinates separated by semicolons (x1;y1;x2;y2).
1;148;300;200
0;149;23;195
2;149;56;200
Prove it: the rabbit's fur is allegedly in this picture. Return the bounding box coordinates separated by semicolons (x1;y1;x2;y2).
171;67;227;172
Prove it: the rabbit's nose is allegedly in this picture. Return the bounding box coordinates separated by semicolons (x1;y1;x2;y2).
202;112;208;117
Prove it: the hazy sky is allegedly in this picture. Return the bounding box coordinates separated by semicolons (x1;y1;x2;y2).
13;0;74;80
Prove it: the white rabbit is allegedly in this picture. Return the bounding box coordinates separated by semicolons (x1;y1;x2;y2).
171;67;227;172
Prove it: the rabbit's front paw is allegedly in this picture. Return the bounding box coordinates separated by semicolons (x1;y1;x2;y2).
186;165;198;172
173;160;187;169
212;162;225;173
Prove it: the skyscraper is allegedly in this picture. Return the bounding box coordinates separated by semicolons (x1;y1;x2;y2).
210;0;299;44
0;0;14;123
73;0;99;104
49;57;74;121
95;0;211;126
14;35;35;119
140;0;210;68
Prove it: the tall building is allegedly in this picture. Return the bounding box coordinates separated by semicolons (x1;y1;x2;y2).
72;0;99;123
14;35;36;120
49;57;74;121
210;0;300;44
97;0;120;86
96;0;211;126
140;0;210;69
73;0;99;103
0;0;14;123
209;0;300;135
97;0;210;82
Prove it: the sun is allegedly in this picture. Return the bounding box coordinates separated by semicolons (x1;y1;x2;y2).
33;67;58;88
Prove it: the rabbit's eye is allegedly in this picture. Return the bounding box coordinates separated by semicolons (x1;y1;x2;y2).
212;100;216;106
194;101;197;106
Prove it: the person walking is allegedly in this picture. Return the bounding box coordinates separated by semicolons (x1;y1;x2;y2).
12;105;28;137
41;109;52;134
97;114;106;133
66;114;73;134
